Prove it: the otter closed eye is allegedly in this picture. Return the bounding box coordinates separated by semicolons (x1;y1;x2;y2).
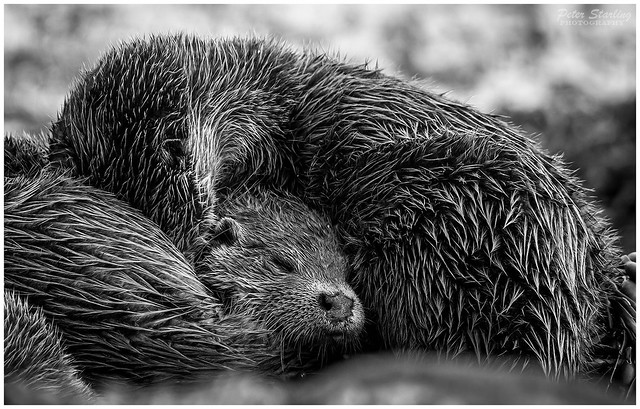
270;255;296;274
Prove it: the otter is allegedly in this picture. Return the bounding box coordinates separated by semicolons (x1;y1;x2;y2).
4;290;95;403
4;131;48;178
48;34;630;382
197;187;365;354
4;170;363;390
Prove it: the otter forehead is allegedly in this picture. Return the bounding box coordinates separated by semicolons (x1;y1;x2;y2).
220;190;341;247
236;209;337;248
207;190;348;282
232;218;347;282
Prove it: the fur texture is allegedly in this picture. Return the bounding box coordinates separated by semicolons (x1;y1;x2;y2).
48;34;625;379
4;132;49;178
4;170;362;388
4;290;95;403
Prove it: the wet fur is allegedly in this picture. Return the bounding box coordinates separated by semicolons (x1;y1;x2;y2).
4;290;95;402
4;171;361;388
48;34;624;379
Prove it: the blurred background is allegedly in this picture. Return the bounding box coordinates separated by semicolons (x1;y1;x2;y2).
4;4;636;252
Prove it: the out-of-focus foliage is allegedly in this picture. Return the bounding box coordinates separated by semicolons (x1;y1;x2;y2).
4;4;635;251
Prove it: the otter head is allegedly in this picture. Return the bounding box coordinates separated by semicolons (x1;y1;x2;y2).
196;189;364;368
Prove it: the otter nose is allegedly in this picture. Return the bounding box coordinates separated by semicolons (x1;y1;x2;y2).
319;292;354;321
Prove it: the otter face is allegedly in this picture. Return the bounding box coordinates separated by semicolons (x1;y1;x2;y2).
197;190;364;357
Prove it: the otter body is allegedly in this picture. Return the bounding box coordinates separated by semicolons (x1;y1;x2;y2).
4;290;95;403
4;170;363;389
49;35;625;379
5;132;49;178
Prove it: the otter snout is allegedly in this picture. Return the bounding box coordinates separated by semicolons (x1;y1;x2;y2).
319;292;355;322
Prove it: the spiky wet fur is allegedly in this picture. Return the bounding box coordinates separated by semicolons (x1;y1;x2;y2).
49;34;625;379
5;131;49;178
4;290;95;402
4;171;360;387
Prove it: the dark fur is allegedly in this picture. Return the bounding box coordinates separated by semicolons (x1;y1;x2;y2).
198;187;364;353
4;290;95;403
4;132;49;178
49;34;625;379
4;170;362;389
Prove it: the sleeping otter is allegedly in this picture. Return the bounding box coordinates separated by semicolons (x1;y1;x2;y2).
47;34;630;384
4;170;363;391
197;187;364;353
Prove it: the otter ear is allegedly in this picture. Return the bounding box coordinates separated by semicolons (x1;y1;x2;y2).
210;217;242;246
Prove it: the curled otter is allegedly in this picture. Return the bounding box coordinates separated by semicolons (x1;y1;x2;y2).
4;170;364;390
47;34;630;383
